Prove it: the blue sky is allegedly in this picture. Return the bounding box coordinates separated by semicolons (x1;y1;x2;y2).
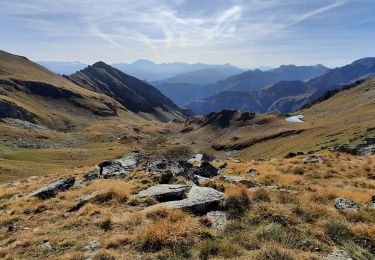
0;0;374;67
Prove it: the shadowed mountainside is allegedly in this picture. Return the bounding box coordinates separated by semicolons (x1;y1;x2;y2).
186;58;375;115
66;62;185;121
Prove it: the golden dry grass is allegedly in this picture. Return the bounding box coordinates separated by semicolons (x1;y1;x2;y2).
0;151;373;259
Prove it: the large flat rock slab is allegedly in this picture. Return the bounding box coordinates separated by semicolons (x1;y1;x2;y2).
137;184;191;201
155;186;225;214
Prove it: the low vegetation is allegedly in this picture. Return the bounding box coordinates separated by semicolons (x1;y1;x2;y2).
0;150;374;259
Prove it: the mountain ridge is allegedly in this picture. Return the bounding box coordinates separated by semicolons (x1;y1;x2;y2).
186;58;375;115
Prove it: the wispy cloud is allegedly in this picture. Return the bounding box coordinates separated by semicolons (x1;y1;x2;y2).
291;0;347;25
1;0;373;67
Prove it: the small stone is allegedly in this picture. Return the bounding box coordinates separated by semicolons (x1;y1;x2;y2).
247;168;257;177
85;240;101;253
207;211;226;229
42;240;52;250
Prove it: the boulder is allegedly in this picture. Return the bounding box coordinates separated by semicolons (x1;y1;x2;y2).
194;161;218;178
303;155;325;163
207;211;226;229
323;250;352;260
26;177;75;199
83;155;138;181
285;152;297;158
194;153;215;162
334;198;358;212
219;175;257;188
137;184;191;202
153;186;224;214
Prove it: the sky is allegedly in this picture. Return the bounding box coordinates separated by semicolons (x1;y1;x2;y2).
0;0;374;68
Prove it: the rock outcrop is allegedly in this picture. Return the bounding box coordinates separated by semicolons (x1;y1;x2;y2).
329;138;375;156
26;177;75;199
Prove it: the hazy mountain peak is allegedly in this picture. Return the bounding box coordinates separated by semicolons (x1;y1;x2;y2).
91;61;109;68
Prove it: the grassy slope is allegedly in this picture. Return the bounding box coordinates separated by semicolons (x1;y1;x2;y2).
0;152;374;259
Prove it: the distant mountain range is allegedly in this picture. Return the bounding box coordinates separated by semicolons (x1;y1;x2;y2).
111;60;243;82
155;64;328;106
37;61;88;75
38;59;243;83
186;58;375;115
153;67;243;86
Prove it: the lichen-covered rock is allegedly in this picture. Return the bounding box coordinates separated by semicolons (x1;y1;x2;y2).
154;186;224;214
26;177;75;199
137;184;191;202
334;198;358;212
219;175;257;188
